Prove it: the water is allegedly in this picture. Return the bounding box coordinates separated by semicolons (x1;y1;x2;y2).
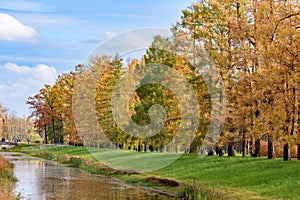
2;153;173;200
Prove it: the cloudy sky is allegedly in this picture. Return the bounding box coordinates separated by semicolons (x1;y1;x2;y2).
0;0;193;116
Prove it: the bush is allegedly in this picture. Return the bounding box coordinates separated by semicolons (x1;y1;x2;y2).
177;181;227;200
69;157;82;167
0;155;14;180
43;152;55;160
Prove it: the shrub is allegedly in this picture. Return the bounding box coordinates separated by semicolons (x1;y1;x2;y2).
0;155;14;180
42;152;55;160
69;157;82;167
177;181;227;200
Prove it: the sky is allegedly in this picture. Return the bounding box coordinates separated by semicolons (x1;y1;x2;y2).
0;0;194;117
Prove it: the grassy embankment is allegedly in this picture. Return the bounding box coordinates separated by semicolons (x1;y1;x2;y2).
0;154;16;200
11;144;300;200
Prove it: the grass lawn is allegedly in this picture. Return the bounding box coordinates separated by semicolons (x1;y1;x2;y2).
159;154;300;199
14;144;300;199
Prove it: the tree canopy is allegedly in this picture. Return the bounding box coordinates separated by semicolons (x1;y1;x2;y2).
27;0;299;161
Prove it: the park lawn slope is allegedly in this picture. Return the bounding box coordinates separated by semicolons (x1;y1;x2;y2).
15;145;300;199
158;154;300;199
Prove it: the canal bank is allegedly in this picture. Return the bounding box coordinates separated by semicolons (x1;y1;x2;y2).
6;144;300;199
2;152;173;200
0;153;16;200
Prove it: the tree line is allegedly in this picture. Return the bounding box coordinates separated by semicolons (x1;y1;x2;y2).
27;0;299;161
0;103;37;143
178;0;299;160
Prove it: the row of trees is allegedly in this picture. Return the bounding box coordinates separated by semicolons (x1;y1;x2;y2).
176;0;299;160
27;47;211;153
28;0;299;160
27;72;77;144
0;103;37;143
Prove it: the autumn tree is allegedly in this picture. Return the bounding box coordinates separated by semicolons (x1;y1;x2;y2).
27;94;52;144
176;0;244;155
176;0;299;160
0;103;8;140
52;72;77;144
93;55;125;148
250;0;300;160
28;70;78;145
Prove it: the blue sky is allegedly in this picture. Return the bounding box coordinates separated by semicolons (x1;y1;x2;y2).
0;0;194;116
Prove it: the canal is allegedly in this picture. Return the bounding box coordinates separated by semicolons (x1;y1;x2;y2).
2;152;173;200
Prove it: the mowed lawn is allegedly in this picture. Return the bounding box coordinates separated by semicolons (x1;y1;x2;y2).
21;145;300;199
159;154;300;199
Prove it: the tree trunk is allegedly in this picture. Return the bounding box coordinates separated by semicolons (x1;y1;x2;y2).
283;144;291;161
218;148;224;157
298;144;300;160
251;139;260;157
228;144;235;156
52;116;56;144
255;139;260;157
59;118;63;144
267;137;276;159
242;132;246;157
250;139;254;156
44;124;48;144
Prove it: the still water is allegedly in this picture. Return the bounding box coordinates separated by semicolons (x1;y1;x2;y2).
2;153;173;200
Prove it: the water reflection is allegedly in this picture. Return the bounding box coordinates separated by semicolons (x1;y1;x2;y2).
2;153;172;200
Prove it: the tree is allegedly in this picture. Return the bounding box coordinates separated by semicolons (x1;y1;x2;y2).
177;0;246;155
176;0;299;159
53;72;77;144
28;70;79;145
27;94;51;144
0;103;8;140
252;0;300;160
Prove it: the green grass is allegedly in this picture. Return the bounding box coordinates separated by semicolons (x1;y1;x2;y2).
158;154;300;199
11;145;300;199
46;146;92;157
6;143;38;152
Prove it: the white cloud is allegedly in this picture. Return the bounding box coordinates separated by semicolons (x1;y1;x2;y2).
0;13;38;42
4;62;57;83
105;31;117;38
0;63;58;116
4;63;31;74
32;64;57;81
